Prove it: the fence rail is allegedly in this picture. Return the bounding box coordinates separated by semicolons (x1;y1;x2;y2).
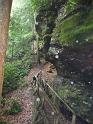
32;71;91;124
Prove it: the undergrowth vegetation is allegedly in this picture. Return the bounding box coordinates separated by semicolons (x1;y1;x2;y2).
5;100;22;115
0;120;7;124
3;37;34;95
31;0;53;11
3;61;28;95
0;98;22;115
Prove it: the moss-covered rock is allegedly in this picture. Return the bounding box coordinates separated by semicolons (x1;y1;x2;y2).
53;5;93;46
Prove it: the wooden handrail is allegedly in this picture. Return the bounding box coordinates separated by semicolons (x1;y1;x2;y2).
46;83;75;114
33;72;91;124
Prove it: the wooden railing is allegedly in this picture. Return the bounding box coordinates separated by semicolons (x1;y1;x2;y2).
32;71;91;124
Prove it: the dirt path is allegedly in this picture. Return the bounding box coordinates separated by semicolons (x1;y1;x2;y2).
1;66;41;124
0;62;56;124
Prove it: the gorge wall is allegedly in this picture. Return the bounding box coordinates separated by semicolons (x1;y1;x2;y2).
35;0;93;83
35;0;93;123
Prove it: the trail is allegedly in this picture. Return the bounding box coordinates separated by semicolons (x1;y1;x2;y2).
0;62;56;124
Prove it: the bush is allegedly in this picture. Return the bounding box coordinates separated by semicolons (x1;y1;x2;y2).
3;61;27;95
0;120;7;124
31;0;51;11
5;100;22;115
0;98;6;107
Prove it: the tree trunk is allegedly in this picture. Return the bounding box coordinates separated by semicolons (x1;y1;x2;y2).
0;0;12;97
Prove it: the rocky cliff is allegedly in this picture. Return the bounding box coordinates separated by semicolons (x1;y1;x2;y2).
35;0;93;123
35;0;93;83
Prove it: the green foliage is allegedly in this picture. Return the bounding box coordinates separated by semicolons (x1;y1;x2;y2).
3;61;28;95
53;7;93;46
4;37;34;95
0;98;6;107
6;100;22;115
0;120;7;124
65;0;77;13
9;5;34;42
3;62;19;95
31;0;52;11
7;1;34;57
0;98;22;115
4;1;36;95
65;0;90;13
14;38;32;59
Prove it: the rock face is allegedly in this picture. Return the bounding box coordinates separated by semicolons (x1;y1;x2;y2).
35;0;66;54
47;43;93;83
35;1;93;123
35;0;93;83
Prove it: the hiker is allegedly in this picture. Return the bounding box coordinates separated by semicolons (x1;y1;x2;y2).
32;76;37;86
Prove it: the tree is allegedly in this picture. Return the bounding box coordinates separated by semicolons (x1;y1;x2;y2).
0;0;12;97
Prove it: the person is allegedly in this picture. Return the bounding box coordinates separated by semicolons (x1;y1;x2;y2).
32;76;37;86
